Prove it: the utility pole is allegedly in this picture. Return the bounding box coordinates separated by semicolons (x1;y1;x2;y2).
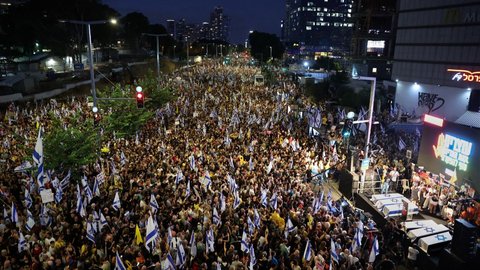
142;33;169;79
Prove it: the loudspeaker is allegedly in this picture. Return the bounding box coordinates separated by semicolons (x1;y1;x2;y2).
451;219;478;262
467;90;480;112
338;169;353;199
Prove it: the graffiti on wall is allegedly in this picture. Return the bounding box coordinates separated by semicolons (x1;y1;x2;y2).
418;92;445;113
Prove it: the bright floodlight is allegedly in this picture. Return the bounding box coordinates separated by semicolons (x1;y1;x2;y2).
347;111;355;119
303;61;309;67
92;106;98;113
136;86;143;92
110;18;117;25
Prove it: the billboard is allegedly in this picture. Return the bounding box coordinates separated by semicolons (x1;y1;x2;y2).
418;117;480;193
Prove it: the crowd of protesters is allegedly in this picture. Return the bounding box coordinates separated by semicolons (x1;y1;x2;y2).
0;59;423;270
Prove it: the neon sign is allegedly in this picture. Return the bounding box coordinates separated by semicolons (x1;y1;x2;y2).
433;133;473;171
447;69;480;82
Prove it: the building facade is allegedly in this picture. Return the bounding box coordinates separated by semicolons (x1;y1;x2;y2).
283;0;354;54
350;0;397;80
392;0;480;123
209;6;229;42
166;19;175;38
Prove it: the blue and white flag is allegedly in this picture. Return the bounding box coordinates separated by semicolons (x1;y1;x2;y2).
145;215;158;252
186;180;191;198
220;193;226;213
150;194;159;213
86;222;95;243
331;238;339;263
247;216;255;235
415;127;421;137
229;156;235;170
99;210;108;231
254;208;261;228
25;210;35;231
266;160;274;174
303;240;312;261
60;170;71;190
189;155;196;171
368;236;379;263
398;137;406;151
24;189;32;209
32;127;44;190
175;169;184;185
120;151;127;166
18;230;27;253
249;157;254;171
39;204;52;226
92;178;100;197
112;191;121;211
312;197;321;214
14;161;33;173
10;202;18;225
189;231;197;258
166;254;176;270
176;242;186;267
213;207;221;226
206;229;215;254
241;230;249;253
269;192;278;210
55;186;63;204
351;228;362;252
320;191;324;203
204;170;212;189
249;244;256;270
82;177;93;202
285;216;295;239
115;251;126;270
168;227;173;249
261;189;268;207
233;191;241;209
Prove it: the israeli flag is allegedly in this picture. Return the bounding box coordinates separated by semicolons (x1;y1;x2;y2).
39;204;52;226
145;215;158;252
189;231;197;258
186;180;191;198
120;151;127;166
176;242;186;267
249;244;256;270
32;127;44;189
11;202;18;224
266;160;274;174
168;227;173;249
86;222;95;243
261;189;268;207
189;155;196;171
112;191;121;211
254;208;261;228
25;210;35;231
150;194;159;213
312;197;321;214
229;156;235;170
331;238;339;263
55;186;63;204
166;254;176;270
206;229;215;254
247;216;255;235
204;170;212;189
24;189;32;209
213;207;221;226
99;210;108;231
60;170;71;190
175;169;184;185
249;157;254;171
241;230;249;253
398;137;407;151
368;236;379;263
116;251;126;270
285;216;295;239
269;192;278;210
303;240;312;261
233;191;241;209
320;191;324;203
18;230;27;253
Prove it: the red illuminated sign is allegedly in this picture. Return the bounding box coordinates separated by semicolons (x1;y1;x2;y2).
447;69;480;82
424;114;444;127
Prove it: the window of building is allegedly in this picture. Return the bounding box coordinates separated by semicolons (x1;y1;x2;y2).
306;26;312;30
372;67;377;73
324;8;328;11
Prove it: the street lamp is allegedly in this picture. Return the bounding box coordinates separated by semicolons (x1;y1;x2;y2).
59;18;117;109
269;46;273;60
173;45;176;59
142;33;169;79
352;75;376;192
185;36;189;65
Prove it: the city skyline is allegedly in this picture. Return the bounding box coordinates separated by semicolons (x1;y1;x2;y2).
102;0;285;44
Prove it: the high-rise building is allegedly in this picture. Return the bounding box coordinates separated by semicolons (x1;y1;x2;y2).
209;6;229;42
176;19;187;41
350;0;397;79
166;19;176;38
283;0;354;54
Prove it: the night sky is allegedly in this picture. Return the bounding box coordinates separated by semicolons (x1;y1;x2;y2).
102;0;284;44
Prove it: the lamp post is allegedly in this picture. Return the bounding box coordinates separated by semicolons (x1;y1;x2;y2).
185;36;189;65
142;33;169;79
269;46;273;60
59;19;117;109
352;75;377;193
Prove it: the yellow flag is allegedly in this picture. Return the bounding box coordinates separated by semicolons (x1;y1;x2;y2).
135;225;143;245
36;121;40;129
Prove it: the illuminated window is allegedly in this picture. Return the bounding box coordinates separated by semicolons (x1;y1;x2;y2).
324;8;328;11
372;67;377;73
306;26;312;30
320;22;328;26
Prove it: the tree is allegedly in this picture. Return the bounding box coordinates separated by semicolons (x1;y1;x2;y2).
249;31;284;62
121;12;150;53
44;113;98;176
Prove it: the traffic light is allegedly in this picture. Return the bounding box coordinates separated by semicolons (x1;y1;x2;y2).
94;113;101;127
135;86;144;108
